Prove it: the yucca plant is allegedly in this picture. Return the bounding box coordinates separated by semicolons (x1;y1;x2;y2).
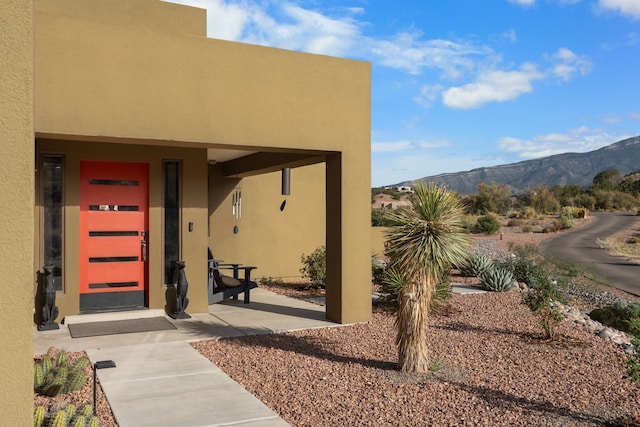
385;182;470;373
480;268;515;292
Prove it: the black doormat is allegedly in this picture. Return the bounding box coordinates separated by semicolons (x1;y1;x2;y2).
68;317;177;338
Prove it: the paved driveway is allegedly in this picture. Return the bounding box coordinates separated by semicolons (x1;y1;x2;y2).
540;212;640;297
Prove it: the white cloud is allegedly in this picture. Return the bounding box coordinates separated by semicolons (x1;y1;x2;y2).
371;141;413;153
368;32;493;78
598;0;640;19
442;63;543;109
507;0;536;6
497;128;627;158
413;84;443;109
547;48;592;81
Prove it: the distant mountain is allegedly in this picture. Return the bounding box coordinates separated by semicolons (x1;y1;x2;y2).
396;136;640;195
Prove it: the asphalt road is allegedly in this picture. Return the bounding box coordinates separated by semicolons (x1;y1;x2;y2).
540;212;640;297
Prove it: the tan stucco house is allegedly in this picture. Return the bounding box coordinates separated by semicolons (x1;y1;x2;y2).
1;0;371;423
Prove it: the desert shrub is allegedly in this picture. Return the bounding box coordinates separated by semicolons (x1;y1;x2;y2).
34;348;87;397
300;246;326;288
522;278;565;340
460;215;477;233
460;255;494;278
474;215;500;235
521;224;533;233
480;268;515;292
558;207;575;229
371;256;387;286
542;219;562;233
371;208;396;226
588;300;640;336
497;244;547;287
507;218;524;227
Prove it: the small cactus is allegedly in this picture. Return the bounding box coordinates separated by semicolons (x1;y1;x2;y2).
79;404;93;418
70;415;86;427
56;351;68;367
48;410;67;427
35;349;88;397
64;404;76;421
34;406;46;427
87;416;100;427
480;268;515;292
41;356;53;376
34;364;45;389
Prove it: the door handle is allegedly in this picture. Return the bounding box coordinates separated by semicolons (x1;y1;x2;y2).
141;231;147;262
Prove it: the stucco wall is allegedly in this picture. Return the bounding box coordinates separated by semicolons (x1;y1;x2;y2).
0;0;34;424
209;164;326;281
34;0;371;324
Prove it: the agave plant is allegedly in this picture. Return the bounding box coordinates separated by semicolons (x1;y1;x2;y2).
480;267;515;292
460;255;494;278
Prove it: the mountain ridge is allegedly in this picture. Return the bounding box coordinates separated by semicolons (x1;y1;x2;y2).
396;136;640;195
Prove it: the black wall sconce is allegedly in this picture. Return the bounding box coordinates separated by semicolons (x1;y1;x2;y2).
281;168;290;195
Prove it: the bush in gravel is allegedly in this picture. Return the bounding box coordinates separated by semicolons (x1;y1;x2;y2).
497;244;547;286
300;246;326;288
480;268;515;292
522;278;565;340
474;215;500;235
588;300;640;336
460;255;494;279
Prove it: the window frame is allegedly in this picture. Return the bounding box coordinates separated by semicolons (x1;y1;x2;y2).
162;160;182;285
39;153;65;292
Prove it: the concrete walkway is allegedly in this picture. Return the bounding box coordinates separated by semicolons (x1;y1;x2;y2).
34;288;338;427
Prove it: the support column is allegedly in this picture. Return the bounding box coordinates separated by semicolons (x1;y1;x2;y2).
325;153;371;324
0;1;34;425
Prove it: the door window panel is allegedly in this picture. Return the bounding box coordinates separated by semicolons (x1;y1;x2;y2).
164;161;180;284
43;156;64;291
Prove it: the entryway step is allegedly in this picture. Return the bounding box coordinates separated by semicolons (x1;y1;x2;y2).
64;309;166;325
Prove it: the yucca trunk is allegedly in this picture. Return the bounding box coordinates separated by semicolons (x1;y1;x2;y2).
396;274;432;373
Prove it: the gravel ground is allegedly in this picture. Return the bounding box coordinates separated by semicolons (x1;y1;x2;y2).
193;292;640;427
34;221;640;426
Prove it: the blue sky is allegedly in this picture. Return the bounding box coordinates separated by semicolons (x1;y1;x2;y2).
166;0;640;187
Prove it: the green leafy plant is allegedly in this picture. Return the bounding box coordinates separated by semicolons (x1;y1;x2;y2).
588;300;640;337
34;348;87;397
474;215;500;235
522;279;565;340
34;403;98;427
480;268;515;292
497;244;547;286
300;246;326;288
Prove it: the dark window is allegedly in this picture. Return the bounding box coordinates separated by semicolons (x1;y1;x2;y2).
43;156;64;291
164;161;180;284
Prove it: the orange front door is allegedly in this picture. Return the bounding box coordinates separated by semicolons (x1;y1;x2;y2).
79;161;149;311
